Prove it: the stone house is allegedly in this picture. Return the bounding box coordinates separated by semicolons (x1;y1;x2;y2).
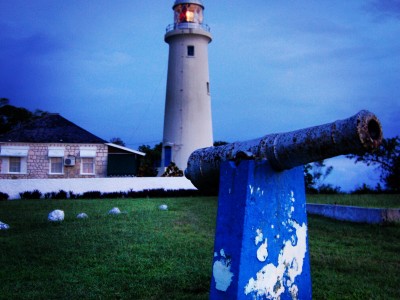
0;113;145;179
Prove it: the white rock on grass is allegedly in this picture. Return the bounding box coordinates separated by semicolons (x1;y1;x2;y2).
76;213;88;219
48;209;65;222
159;204;168;211
108;207;121;215
0;221;10;230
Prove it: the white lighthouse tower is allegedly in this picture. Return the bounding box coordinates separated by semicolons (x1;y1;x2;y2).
160;0;213;174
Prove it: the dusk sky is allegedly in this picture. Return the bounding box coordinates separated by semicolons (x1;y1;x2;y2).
1;1;399;191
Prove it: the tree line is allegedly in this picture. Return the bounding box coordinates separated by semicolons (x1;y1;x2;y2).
1;99;398;193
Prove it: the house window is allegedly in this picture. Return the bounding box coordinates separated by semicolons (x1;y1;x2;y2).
0;146;29;174
187;45;195;56
9;157;21;173
50;157;63;174
79;147;96;175
48;147;65;174
81;158;95;175
207;82;210;94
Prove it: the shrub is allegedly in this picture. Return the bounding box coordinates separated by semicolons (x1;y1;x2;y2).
102;191;126;199
43;190;68;199
79;191;102;199
68;191;78;199
318;184;342;194
351;184;377;194
13;188;212;201
19;189;42;200
52;190;68;200
0;192;9;201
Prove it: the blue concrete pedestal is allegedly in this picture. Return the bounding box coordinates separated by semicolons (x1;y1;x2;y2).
210;160;312;300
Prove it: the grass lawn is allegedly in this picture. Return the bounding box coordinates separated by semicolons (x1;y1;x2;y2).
0;196;399;299
307;193;400;208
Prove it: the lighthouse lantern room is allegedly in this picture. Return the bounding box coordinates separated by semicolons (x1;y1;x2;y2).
174;1;203;25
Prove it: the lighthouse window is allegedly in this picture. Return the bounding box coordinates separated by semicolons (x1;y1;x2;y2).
187;45;195;56
164;146;172;166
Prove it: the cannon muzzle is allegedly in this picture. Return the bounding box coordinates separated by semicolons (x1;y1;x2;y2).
185;110;383;191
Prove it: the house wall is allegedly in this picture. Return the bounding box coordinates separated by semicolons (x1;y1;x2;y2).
107;154;140;176
0;143;107;179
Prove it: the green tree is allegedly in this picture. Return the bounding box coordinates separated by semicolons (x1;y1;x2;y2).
0;103;34;134
109;137;125;146
0;98;10;107
137;143;162;177
347;136;400;192
0;101;49;135
303;160;335;194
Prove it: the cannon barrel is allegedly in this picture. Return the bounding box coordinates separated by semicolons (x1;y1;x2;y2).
185;110;383;191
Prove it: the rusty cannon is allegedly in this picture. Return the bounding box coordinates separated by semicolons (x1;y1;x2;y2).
188;109;383;299
185;110;382;193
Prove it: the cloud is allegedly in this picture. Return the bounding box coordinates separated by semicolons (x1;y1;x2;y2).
78;51;136;71
0;22;65;57
325;156;380;192
0;22;69;110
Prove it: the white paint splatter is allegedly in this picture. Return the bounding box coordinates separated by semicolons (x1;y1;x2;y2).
290;191;295;202
244;264;284;297
255;229;263;245
249;185;265;197
287;191;296;218
244;221;308;299
213;249;234;292
289;284;299;299
257;239;268;262
282;222;307;283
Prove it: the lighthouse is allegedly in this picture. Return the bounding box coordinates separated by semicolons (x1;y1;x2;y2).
160;0;213;174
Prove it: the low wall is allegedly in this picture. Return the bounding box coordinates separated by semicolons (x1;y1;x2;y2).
306;204;400;224
1;177;196;199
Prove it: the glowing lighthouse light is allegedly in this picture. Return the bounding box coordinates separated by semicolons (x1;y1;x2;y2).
160;0;213;175
174;1;204;24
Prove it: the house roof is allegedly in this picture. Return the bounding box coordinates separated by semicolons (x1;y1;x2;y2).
106;143;146;156
0;113;107;144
